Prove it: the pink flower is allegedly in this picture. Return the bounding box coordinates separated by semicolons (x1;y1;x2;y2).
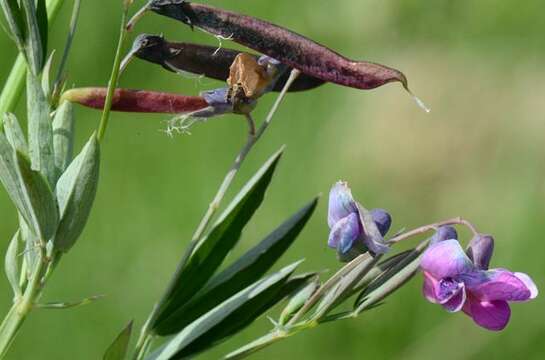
421;238;538;331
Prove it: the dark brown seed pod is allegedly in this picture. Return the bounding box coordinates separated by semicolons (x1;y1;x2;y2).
124;34;325;92
62;87;209;113
130;1;409;91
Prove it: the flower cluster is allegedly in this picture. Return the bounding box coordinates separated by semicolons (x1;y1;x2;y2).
327;183;538;331
421;229;537;330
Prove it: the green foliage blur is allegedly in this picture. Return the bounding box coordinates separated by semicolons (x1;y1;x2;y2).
1;0;543;359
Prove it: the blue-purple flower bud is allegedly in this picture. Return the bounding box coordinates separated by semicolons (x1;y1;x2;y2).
370;208;392;237
328;181;390;262
466;234;494;270
430;226;458;245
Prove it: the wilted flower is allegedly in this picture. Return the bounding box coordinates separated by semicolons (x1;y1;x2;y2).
421;238;538;331
328;181;390;260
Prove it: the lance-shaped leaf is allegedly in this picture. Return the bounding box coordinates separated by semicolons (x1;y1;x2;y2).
139;1;408;91
224;332;280;360
150;148;283;333
354;242;428;314
5;231;22;298
20;0;45;74
0;0;26;52
103;321;133;360
54;133;100;252
127;34;325;92
3;113;28;155
0;134;58;241
279;278;319;325
19;214;39;279
52;101;75;172
154;197;318;335
312;253;380;320
147;261;301;360
27;71;55;186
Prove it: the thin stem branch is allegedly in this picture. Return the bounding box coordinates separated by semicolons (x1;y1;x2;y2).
97;5;130;142
134;69;301;359
387;217;479;244
0;246;47;359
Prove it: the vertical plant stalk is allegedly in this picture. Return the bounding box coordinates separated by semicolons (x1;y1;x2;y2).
132;69;301;360
0;0;66;118
0;245;47;358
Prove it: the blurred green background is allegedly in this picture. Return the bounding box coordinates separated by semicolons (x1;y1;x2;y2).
1;0;544;359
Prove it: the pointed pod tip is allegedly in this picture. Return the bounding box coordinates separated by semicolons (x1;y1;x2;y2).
404;85;431;113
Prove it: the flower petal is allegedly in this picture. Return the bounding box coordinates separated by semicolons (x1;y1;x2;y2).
465;298;511;331
466;234;494;270
514;272;538;299
328;213;361;254
422;271;441;303
421;240;474;278
442;285;466;313
470;270;535;302
328;182;358;228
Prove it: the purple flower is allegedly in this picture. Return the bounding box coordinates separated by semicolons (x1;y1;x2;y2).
328;182;391;260
421;239;538;331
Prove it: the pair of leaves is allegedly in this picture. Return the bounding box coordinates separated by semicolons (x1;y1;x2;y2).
133;147;318;359
154;197;318;335
1;0;48;74
0;131;58;241
148;261;303;360
150;149;283;333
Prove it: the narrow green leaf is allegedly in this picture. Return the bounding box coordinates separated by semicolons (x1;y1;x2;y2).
279;279;319;325
20;0;44;74
37;294;104;310
224;332;280;360
0;0;26;51
41;51;55;98
27;71;55;185
54;133;100;252
313;253;380;320
19;214;38;280
2;113;28;154
36;0;48;66
354;242;429;313
155;197;318;335
0;133;58;241
149;261;301;360
151;149;284;334
349;250;414;297
4;231;22;298
103;321;133;360
14;151;58;241
52;101;75;172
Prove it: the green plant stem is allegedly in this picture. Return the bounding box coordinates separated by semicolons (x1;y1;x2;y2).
0;249;48;359
0;0;66;119
97;6;130;142
132;69;301;360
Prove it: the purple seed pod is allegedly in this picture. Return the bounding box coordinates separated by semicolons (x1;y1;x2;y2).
133;1;409;91
466;234;495;270
61;87;209;113
124;34;325;92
